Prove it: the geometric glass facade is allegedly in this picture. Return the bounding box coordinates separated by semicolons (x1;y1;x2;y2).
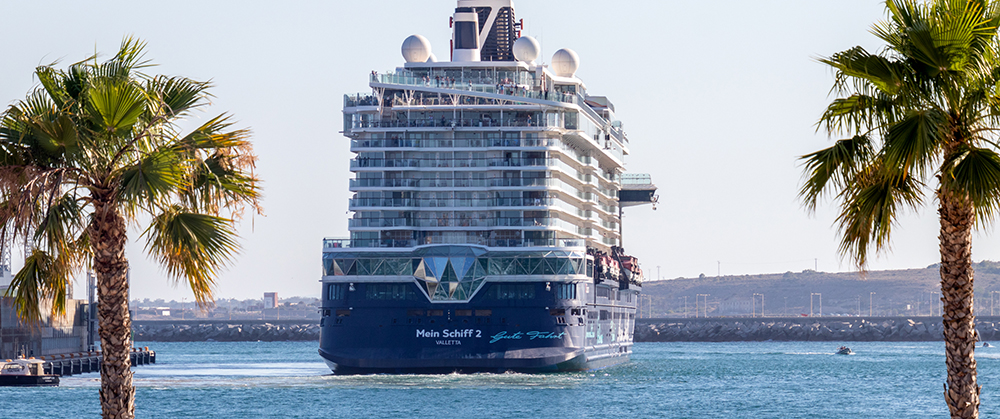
323;246;586;302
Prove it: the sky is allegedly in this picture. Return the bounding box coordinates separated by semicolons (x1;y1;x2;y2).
0;0;990;301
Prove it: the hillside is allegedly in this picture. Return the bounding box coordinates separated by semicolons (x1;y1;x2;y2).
639;261;1000;318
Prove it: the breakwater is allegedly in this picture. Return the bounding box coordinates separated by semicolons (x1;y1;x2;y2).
634;316;1000;342
133;321;319;342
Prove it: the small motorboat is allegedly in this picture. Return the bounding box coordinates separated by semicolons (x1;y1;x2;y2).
0;358;59;386
836;346;853;355
985;342;993;348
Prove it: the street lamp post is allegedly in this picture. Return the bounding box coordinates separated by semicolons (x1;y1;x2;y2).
697;294;709;318
753;293;764;317
810;293;822;317
870;292;876;317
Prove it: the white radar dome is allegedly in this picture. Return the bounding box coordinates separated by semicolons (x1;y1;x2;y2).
401;35;432;63
512;36;541;64
551;48;580;77
426;53;437;63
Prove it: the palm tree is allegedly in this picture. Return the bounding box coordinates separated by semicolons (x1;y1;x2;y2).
801;1;1000;417
0;38;260;419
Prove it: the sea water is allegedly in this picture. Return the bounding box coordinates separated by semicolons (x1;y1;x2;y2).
1;340;997;418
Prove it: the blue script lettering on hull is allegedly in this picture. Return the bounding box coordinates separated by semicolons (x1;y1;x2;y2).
490;331;566;344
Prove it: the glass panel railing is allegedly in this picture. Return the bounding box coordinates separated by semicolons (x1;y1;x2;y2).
349;197;555;208
347;217;578;230
349;117;556;129
621;173;653;185
344;93;380;108
323;238;352;249
372;72;580;105
351;138;560;149
350;157;554;169
332;237;586;249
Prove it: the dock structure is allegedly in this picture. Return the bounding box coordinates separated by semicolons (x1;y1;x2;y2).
34;347;155;377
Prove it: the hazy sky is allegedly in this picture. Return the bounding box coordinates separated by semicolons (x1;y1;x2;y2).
1;0;987;301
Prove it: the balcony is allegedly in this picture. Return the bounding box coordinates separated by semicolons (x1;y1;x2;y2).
349;117;554;130
350;157;553;169
370;72;582;106
325;236;585;249
349;197;555;209
348;217;576;229
349;177;554;189
350;137;559;149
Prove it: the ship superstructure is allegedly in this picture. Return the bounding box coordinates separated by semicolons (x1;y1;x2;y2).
319;0;657;373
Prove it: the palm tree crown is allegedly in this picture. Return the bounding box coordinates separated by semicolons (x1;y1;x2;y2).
802;1;1000;417
0;38;260;418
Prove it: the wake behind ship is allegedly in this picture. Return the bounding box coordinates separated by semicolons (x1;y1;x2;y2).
319;0;657;373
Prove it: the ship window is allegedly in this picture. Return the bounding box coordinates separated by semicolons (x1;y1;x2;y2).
571;308;581;316
475;310;492;316
596;287;610;298
599;310;610;320
328;284;346;300
553;283;577;300
549;309;565;316
455;310;473;316
427;310;444;317
336;310;352;317
407;310;424;317
365;283;416;300
490;283;535;299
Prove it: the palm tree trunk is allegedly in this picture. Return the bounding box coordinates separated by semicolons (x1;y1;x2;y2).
92;202;135;419
939;190;980;419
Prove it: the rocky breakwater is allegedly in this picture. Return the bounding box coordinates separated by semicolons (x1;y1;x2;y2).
134;322;320;342
634;317;968;342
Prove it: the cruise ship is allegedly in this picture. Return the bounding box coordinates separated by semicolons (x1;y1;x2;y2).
319;0;657;373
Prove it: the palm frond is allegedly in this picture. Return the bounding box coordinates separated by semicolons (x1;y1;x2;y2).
4;249;71;324
819;47;909;95
836;165;925;268
85;77;148;136
142;207;240;305
34;66;69;108
883;109;948;176
799;135;874;211
148;76;210;118
117;147;185;211
942;145;1000;224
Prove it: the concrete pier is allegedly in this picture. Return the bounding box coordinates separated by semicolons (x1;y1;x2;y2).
35;347;156;376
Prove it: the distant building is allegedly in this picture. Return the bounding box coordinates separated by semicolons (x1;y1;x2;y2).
264;292;278;309
718;298;753;316
0;297;89;359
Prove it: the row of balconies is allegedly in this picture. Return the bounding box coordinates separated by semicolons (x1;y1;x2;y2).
350;157;551;169
350;137;558;149
347;216;579;230
350;177;553;189
331;237;586;249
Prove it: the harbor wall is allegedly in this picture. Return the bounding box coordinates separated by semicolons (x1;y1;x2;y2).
634;316;1000;342
131;317;1000;343
133;321;319;342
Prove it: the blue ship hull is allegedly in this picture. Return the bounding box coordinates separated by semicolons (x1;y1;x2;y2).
318;279;638;374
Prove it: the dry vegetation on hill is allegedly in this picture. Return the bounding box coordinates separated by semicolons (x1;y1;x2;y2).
640;261;1000;318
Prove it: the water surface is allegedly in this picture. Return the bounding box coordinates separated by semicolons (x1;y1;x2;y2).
1;340;995;418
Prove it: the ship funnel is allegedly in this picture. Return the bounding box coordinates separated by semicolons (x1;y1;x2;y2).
452;7;481;62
